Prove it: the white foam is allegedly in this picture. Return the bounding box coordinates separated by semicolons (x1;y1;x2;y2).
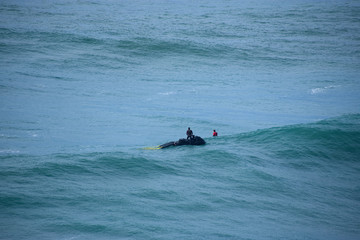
310;85;339;95
158;91;176;96
0;149;20;154
310;88;325;94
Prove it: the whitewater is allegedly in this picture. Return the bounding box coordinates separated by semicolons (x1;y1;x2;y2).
1;0;360;239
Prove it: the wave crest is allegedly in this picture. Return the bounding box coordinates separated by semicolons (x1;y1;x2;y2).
236;114;360;162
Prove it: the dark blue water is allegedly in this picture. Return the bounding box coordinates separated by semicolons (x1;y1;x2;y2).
1;0;360;239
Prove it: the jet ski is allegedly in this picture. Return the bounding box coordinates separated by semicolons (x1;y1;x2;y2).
159;136;206;149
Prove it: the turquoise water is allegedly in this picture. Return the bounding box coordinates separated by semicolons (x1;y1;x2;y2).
1;0;360;239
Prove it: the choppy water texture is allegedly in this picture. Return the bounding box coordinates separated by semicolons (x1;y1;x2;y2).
1;0;360;239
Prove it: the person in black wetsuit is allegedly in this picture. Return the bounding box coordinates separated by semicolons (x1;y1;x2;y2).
186;127;194;140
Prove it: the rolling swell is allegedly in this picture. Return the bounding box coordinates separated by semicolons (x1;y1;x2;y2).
1;114;358;180
44;152;176;178
234;114;360;163
0;151;177;208
1;115;360;239
0;152;177;215
0;25;257;68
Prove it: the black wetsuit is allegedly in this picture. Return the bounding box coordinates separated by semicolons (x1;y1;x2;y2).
186;129;193;140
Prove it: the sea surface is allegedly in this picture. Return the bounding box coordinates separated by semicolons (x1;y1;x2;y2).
1;0;360;239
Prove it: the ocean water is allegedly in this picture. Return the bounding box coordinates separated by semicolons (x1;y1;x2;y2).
1;0;360;239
